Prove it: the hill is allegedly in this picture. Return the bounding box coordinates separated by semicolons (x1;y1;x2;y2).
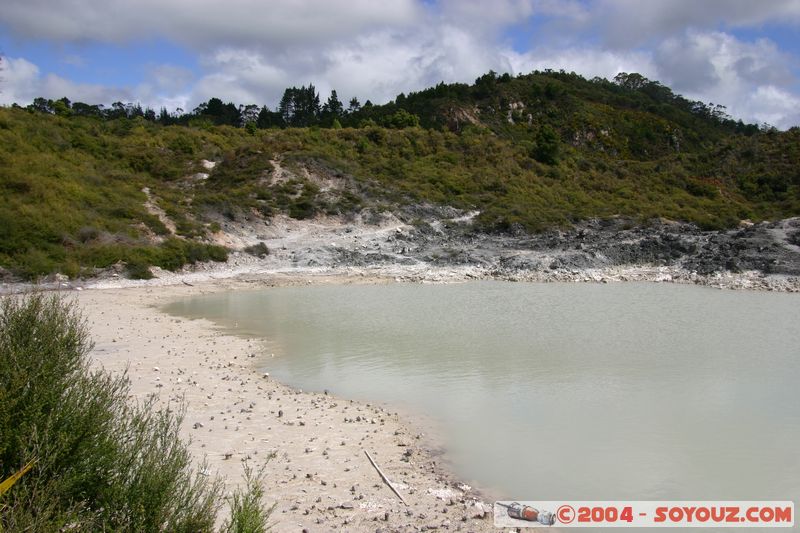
1;70;799;281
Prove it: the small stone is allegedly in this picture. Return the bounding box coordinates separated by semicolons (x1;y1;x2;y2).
471;502;487;519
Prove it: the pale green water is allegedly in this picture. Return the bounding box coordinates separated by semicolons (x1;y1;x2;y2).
165;282;800;503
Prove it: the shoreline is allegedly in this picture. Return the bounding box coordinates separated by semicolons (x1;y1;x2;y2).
5;260;800;295
8;263;799;531
72;275;500;532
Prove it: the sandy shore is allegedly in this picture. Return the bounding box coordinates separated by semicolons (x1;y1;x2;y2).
25;258;796;532
73;275;503;533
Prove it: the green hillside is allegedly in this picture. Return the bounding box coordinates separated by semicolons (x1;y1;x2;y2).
1;70;799;280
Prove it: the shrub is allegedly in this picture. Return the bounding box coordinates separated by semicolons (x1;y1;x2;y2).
0;293;219;530
532;125;560;165
224;462;274;533
127;259;154;279
243;242;269;258
77;226;101;243
0;293;272;531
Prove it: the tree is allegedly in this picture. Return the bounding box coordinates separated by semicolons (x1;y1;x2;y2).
278;85;320;127
193;97;241;126
239;104;260;127
473;70;497;99
614;72;649;91
72;102;103;117
321;90;343;126
29;97;54;114
256;106;284;129
107;101;128;119
278;90;295;124
324;90;343;116
51;97;72;116
158;107;172;125
533;125;560;165
347;97;361;114
206;97;224;117
129;102;144;118
382;109;420;129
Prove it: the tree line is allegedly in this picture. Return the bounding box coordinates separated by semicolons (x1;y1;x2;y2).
15;69;772;137
21;83;420;131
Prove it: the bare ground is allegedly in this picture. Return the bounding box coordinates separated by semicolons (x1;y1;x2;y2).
76;278;505;533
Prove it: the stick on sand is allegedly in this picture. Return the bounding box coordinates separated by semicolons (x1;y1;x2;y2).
364;450;408;506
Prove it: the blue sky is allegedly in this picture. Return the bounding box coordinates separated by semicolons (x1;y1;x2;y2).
2;0;800;128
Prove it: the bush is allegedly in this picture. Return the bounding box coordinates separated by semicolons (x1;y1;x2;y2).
224;462;274;533
0;293;270;531
154;239;229;272
532;125;560;165
127;259;154;279
243;242;270;258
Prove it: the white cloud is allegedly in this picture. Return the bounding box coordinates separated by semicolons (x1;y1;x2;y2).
147;64;195;93
186;24;520;109
745;85;800;129
652;30;798;128
0;0;420;49
1;55;151;108
508;47;657;82
438;0;537;34
596;0;800;47
0;57;41;106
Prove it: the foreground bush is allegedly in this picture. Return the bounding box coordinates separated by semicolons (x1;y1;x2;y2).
0;293;269;531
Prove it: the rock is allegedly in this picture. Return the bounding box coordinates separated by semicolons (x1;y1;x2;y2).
471;502;487;519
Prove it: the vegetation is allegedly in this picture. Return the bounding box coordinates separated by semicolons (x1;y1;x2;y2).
0;292;271;531
243;242;270;258
223;463;274;533
1;69;798;279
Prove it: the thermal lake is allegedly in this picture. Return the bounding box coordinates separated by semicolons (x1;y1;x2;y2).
164;281;800;504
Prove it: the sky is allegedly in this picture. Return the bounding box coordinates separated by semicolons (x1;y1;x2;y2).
1;0;800;128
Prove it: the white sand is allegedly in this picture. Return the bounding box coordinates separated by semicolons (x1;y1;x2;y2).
74;277;499;532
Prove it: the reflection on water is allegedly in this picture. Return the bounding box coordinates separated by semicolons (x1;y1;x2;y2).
165;282;800;503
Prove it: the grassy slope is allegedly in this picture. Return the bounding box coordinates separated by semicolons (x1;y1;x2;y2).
0;111;236;278
1;74;799;279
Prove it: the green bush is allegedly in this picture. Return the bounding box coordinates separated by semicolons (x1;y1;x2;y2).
243;242;270;258
127;259;154;279
0;293;272;531
224;462;274;533
0;293;219;530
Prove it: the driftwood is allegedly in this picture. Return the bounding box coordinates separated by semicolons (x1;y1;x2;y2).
364;450;408;506
182;280;194;286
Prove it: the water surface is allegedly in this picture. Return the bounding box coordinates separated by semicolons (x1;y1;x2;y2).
165;282;800;503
